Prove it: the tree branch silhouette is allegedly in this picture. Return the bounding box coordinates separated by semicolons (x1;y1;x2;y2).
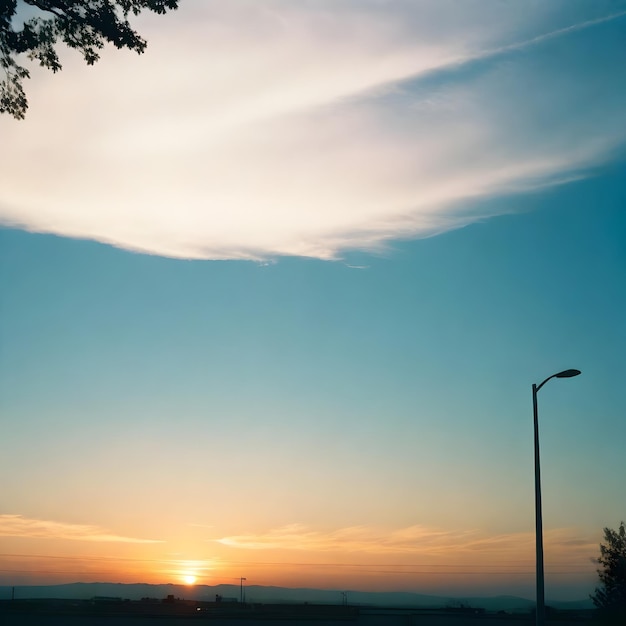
1;0;178;119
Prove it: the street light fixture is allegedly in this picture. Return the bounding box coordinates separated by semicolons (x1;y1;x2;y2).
532;368;581;626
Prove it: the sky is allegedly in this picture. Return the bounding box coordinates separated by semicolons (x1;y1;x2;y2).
0;0;625;603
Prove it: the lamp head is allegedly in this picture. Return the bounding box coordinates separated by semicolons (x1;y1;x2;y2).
555;369;581;378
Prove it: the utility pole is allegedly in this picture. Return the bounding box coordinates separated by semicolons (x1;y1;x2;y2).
240;577;246;605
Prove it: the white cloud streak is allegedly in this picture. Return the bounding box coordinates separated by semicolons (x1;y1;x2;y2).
0;514;162;544
0;1;624;260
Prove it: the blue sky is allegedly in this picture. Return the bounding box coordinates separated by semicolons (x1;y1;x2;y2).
0;0;625;601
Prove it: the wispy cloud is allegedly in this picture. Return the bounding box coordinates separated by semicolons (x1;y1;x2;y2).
1;1;624;260
0;514;162;544
215;523;597;566
243;524;471;555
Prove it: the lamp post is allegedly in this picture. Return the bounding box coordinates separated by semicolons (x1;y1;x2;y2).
532;369;580;626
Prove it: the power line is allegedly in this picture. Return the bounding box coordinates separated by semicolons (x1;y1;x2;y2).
0;556;592;567
0;553;595;575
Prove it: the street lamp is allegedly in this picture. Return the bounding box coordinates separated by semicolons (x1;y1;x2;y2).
532;368;581;626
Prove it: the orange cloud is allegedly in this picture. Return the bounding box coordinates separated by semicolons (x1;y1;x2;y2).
0;514;162;544
215;524;597;570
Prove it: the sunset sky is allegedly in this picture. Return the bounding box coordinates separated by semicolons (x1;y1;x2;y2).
1;0;625;603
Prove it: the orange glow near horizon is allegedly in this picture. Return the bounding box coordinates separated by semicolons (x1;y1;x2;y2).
0;524;599;599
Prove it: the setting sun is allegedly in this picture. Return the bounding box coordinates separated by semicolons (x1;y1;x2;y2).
182;574;197;585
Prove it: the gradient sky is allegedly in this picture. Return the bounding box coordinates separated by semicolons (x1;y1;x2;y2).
1;0;625;603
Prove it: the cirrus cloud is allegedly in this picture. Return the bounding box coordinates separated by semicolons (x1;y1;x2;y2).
1;1;625;260
0;514;162;544
215;523;597;570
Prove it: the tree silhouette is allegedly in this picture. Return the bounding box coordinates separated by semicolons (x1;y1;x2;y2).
1;0;178;119
591;522;626;622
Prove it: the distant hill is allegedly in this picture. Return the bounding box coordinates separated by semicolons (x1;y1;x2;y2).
0;582;594;612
